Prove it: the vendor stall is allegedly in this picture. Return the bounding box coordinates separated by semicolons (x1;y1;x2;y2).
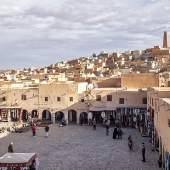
0;152;37;170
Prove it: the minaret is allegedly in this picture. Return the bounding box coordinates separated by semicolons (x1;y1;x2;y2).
163;31;168;48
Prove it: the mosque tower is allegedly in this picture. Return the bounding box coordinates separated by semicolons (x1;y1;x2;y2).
163;31;168;48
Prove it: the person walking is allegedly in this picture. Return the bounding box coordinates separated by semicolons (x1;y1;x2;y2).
158;155;162;168
35;157;40;170
118;128;123;139
31;124;36;137
8;142;14;153
45;125;49;138
142;142;145;162
128;139;133;151
92;118;96;130
80;115;83;126
105;120;109;135
128;135;133;150
113;127;118;139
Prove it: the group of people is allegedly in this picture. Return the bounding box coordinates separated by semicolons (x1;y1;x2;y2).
30;120;50;138
91;118;111;135
113;127;123;139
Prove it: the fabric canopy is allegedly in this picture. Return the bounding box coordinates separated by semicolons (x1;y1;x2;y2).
0;153;36;167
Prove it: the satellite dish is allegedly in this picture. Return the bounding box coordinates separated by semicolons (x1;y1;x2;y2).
93;83;98;88
88;84;94;89
99;73;104;77
117;82;121;87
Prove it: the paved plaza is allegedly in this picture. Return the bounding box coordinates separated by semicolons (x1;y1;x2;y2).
0;123;160;170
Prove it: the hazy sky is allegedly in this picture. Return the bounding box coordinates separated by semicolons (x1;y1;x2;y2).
0;0;170;70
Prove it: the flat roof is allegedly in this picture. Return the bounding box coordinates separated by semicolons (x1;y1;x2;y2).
92;88;147;92
151;87;170;91
162;98;170;103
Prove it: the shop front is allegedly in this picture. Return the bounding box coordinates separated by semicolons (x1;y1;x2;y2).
89;107;116;125
116;107;147;132
0;107;22;122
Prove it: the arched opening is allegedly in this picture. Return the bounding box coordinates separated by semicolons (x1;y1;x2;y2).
80;112;88;124
68;110;77;124
55;111;64;123
10;109;19;122
31;110;38;118
42;110;51;123
22;109;28;122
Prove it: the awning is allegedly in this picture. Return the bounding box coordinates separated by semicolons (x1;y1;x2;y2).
89;107;116;111
0;153;36;167
116;106;146;109
0;106;21;109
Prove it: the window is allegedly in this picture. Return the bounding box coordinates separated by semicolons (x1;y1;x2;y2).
155;101;157;110
70;97;73;102
119;98;124;104
143;98;147;104
45;97;48;101
2;97;7;101
152;98;154;106
107;95;112;101
57;97;61;101
21;95;26;100
96;95;101;101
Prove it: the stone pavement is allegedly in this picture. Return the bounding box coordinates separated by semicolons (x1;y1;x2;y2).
0;123;160;170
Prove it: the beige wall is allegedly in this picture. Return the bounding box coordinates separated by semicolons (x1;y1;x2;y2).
154;98;170;154
147;88;170;157
91;77;121;88
0;87;39;113
121;73;159;89
89;88;147;109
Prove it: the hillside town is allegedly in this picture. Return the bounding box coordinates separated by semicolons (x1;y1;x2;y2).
0;31;170;169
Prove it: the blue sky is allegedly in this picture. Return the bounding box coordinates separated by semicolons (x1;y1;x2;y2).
0;0;170;69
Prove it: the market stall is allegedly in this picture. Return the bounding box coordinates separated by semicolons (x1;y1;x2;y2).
0;152;37;169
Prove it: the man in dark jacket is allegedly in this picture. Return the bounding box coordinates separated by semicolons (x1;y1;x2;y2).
8;142;14;153
45;125;49;138
142;142;145;162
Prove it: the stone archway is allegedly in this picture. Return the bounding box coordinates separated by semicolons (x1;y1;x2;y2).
55;111;64;122
42;110;51;123
10;109;19;122
80;112;88;124
31;110;38;118
68;109;77;124
22;109;28;122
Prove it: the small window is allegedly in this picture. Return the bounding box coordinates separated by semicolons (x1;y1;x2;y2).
57;97;61;101
155;101;157;110
96;95;101;101
143;98;147;104
107;95;112;101
21;95;26;100
2;97;7;101
70;97;73;102
45;97;48;101
119;98;124;104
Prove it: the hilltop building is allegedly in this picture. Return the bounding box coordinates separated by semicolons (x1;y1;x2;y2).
0;31;170;169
